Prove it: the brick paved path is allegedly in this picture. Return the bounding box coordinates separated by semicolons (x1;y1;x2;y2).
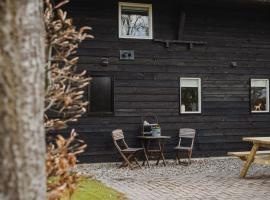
78;158;270;200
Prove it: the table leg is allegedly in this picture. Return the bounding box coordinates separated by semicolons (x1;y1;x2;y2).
240;143;259;178
156;153;160;166
156;140;161;165
160;140;166;166
155;140;166;166
141;140;150;167
141;140;145;166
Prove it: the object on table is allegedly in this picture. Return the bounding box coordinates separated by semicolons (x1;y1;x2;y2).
141;113;160;136
151;124;161;137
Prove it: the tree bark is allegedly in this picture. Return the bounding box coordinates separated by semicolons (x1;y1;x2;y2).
0;0;46;200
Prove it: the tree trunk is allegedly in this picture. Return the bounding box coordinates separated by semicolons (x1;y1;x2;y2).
0;0;46;200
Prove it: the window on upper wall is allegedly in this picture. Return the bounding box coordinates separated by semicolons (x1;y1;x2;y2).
119;2;153;39
250;79;269;113
89;76;114;115
180;78;201;114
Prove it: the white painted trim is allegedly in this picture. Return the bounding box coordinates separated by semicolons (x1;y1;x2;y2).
118;2;153;40
180;78;202;114
251;78;270;113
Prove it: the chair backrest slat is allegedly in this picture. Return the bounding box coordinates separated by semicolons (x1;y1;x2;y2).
179;128;196;138
112;129;129;152
178;128;196;148
112;129;124;141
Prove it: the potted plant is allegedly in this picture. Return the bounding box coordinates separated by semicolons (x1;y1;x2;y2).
151;124;161;137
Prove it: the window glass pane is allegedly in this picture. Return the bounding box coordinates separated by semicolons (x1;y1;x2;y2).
251;80;268;112
121;5;150;37
181;79;199;87
251;80;268;87
181;87;199;112
90;77;113;113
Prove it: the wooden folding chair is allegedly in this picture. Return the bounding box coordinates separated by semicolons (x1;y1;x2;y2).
174;128;196;165
112;129;144;169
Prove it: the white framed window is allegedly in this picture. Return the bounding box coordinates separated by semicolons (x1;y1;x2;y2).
250;79;269;113
180;78;201;114
119;2;153;39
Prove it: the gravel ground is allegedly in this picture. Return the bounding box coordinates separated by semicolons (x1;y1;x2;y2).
76;157;270;200
77;157;270;180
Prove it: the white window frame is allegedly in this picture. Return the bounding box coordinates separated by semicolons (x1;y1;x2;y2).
250;79;269;113
118;2;153;39
180;78;201;114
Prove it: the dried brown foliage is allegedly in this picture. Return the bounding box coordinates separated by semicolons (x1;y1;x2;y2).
46;130;87;200
44;0;93;199
44;0;93;131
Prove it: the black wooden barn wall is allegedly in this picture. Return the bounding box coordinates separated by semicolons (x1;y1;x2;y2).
64;0;270;162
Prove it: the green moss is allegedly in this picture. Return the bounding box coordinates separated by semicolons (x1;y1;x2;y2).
64;178;127;200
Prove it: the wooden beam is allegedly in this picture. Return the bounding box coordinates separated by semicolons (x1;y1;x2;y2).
240;143;259;178
153;39;207;48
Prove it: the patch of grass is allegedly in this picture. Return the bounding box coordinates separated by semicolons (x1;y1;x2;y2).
65;178;127;200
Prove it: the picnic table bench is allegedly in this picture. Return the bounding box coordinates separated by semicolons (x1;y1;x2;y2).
228;150;270;161
228;137;270;178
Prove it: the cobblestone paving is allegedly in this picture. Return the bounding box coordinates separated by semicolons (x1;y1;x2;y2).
77;158;270;200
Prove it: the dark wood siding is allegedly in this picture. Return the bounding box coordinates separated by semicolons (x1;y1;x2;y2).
63;0;270;162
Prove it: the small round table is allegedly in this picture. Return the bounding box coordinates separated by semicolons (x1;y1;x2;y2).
137;135;171;167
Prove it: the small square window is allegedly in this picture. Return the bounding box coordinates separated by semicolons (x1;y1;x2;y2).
119;2;153;39
250;79;269;113
180;78;201;114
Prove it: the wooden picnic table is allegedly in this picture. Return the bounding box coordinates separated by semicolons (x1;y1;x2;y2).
137;135;171;167
240;137;270;178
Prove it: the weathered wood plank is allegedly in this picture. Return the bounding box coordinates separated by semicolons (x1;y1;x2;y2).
58;0;270;162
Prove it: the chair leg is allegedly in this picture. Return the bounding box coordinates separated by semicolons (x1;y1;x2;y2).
131;151;142;169
119;161;127;168
188;150;192;165
122;152;143;169
178;151;189;166
127;153;136;169
156;154;161;165
176;150;181;164
120;153;134;169
179;151;181;164
134;156;142;169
